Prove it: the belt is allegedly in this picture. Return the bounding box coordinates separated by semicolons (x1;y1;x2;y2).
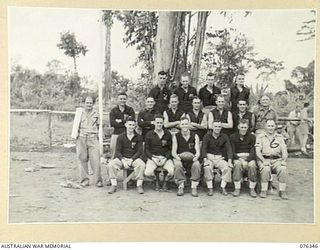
79;133;98;138
263;155;280;159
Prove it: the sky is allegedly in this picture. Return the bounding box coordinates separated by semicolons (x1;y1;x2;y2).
9;7;316;93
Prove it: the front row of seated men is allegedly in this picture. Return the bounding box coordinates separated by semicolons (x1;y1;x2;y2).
107;114;289;200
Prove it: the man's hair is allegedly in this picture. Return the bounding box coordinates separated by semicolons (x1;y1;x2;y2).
181;72;190;80
125;116;136;123
170;94;179;100
304;102;310;108
192;96;201;102
212;119;221;124
238;119;249;126
118;92;127;97
146;96;155;102
180;116;190;122
237;98;248;105
266;119;276;124
216;95;225;101
235;72;245;78
158;71;167;76
154;114;164;120
83;94;96;104
207;72;215;77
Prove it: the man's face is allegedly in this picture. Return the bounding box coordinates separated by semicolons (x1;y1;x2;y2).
266;120;276;134
170;97;179;109
158;74;167;87
154;118;164;130
84;97;94;111
260;96;270;107
238;122;249;136
125;121;136;133
237;100;247;112
192;98;201;110
146;97;155;110
181;76;190;89
180;119;190;132
207;75;215;87
235;74;245;86
296;106;302;112
212;122;222;135
216;97;225;109
118;94;127;106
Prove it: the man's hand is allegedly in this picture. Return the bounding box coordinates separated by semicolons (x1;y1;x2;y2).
281;160;287;166
121;159;130;169
239;158;247;167
115;119;122;123
193;154;200;162
203;158;210;167
174;154;181;161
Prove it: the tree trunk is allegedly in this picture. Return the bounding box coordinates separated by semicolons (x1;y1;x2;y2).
104;18;112;104
191;11;208;88
153;12;176;85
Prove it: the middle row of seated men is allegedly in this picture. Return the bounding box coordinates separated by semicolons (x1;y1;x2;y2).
107;110;288;200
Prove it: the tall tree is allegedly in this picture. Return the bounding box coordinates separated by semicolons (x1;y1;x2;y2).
191;11;209;87
57;31;88;73
297;10;316;42
291;60;314;95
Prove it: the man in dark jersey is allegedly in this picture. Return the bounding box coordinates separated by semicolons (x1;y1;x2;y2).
185;96;208;141
230;119;257;198
137;97;156;141
148;71;171;115
198;72;221;113
172;117;201;197
109;92;135;159
232;98;255;134
208;95;233;136
230;73;250;112
174;72;197;113
163;94;185;134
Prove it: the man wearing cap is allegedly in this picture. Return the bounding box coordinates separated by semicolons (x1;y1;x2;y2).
148;71;171;115
144;115;175;191
202;120;233;196
255;119;289;199
253;95;277;135
107;117;145;194
174;72;197;113
172;117;201;197
230;119;257;197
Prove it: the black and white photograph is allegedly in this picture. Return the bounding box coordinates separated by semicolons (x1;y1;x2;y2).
9;7;315;224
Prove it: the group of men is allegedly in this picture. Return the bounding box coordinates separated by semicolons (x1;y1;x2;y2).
73;71;292;200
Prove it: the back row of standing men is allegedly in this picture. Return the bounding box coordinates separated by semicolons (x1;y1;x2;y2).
105;71;288;199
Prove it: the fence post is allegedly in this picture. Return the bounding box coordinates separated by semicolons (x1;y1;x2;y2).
48;111;52;148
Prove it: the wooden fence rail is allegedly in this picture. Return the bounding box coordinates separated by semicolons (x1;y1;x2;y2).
10;109;313;149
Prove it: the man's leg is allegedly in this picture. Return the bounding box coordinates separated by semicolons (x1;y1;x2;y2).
107;158;122;194
232;160;243;197
173;159;185;196
247;160;258;197
132;158;146;194
109;135;118;160
203;160;214;196
190;160;201;197
144;159;159;190
217;159;232;196
163;159;175;191
272;160;289;200
76;137;89;186
259;160;271;198
88;137;102;187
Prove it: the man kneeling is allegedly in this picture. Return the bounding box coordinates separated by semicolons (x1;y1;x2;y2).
144;115;175;191
230;119;257;198
108;117;145;194
172;117;201;197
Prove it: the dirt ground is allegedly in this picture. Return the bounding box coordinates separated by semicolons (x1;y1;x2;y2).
9;150;314;224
